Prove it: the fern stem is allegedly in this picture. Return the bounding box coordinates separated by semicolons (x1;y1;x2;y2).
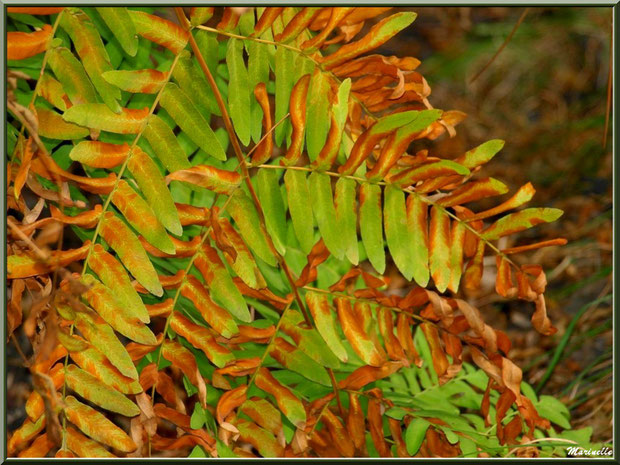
302;285;426;321
57;47;185;455
327;368;345;419
308;401;332;437
245;112;291;161
195;24;376;118
146;127;282;437
256;163;519;270
182;10;354;415
149;193;231;380
177;7;312;327
143;35;289;448
150;113;295;375
196;25;302;54
79;52;184;278
145;125;292;451
246;300;294;391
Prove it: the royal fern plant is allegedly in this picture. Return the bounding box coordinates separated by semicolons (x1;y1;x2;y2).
7;6;589;458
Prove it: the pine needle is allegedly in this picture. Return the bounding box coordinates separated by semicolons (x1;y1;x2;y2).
470;8;530;84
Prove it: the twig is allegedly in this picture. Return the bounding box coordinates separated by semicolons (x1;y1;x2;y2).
470;8;530;84
503;437;577;458
603;22;612;148
7;217;49;261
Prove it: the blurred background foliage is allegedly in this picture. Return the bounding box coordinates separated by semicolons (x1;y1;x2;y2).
381;6;613;444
